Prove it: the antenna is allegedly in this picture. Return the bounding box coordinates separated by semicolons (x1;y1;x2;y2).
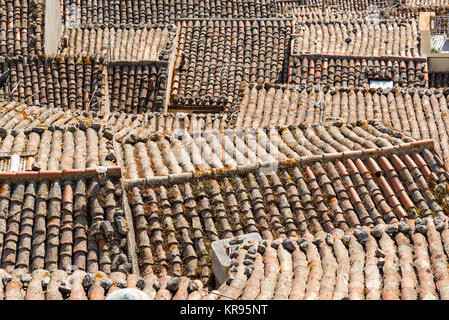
11;80;22;95
88;83;100;111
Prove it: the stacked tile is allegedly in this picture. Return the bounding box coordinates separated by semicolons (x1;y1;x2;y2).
292;19;420;58
59;0;279;25
124;120;449;279
0;0;44;58
0;177;129;274
107;63;167;113
217;219;449;300
0;270;209;300
61;24;177;62
233;85;449;164
289;56;426;88
171;19;292;110
0;55;104;111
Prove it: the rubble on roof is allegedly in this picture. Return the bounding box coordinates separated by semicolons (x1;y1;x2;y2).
292;19;420;58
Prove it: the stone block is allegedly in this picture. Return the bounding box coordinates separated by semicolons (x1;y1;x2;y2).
211;233;262;286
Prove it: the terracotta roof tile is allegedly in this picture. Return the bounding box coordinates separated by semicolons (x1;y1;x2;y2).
0;268;210;300
212;219;449;299
0;55;105;111
0;0;44;58
289;56;427;88
232;85;449;165
61;24;177;63
107;62;168;113
60;0;279;25
292;19;420;58
170;19;292;110
123;121;449;279
0;177;129;274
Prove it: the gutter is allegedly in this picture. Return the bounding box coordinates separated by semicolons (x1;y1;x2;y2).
0;166;121;181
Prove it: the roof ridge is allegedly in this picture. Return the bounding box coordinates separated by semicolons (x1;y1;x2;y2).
123;139;435;187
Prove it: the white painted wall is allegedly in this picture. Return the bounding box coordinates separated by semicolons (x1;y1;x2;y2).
44;0;63;57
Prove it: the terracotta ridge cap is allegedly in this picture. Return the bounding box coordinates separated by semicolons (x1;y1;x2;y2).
0;166;122;181
122;140;435;188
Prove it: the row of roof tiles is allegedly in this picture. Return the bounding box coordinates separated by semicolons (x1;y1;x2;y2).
279;0;391;12
107;62;168;113
277;2;421;20
292;18;420;57
0;121;117;171
0;102;449;289
0;54;173;113
118;120;419;179
0;269;209;300
0;0;44;58
123;121;448;278
402;0;449;8
60;0;279;25
0;177;130;274
217;217;449;300
289;56;427;88
0;55;105;111
2;213;449;300
0;101;233;138
171;19;292;109
233;85;449;165
61;24;177;62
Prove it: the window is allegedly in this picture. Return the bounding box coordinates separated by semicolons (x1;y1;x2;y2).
369;80;393;89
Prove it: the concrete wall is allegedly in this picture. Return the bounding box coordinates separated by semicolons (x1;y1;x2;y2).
44;0;63;57
428;56;449;72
